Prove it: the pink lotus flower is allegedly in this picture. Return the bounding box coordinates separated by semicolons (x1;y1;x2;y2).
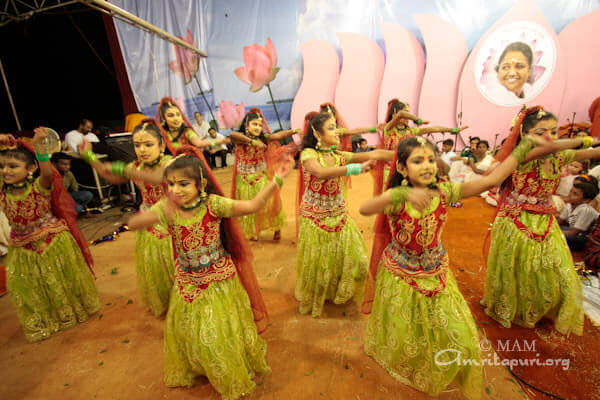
235;38;280;92
216;101;245;129
169;29;199;85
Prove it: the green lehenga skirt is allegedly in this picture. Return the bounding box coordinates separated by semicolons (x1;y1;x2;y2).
482;212;583;335
6;231;100;342
365;267;482;400
295;214;368;317
134;227;175;317
164;275;270;400
235;172;285;239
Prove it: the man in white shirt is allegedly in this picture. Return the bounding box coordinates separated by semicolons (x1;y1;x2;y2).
559;181;600;251
64;119;99;154
204;128;229;168
192;112;210;141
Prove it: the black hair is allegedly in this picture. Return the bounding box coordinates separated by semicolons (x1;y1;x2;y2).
442;139;454;146
574;175;599;188
495;42;533;72
237;111;268;142
163;155;231;252
302;112;333;150
359;138;367;144
521;111;557;134
132;122;163;144
0;148;36;166
573;182;599;201
159;102;187;142
386;101;408;123
478;140;490;149
208;127;217;133
78;118;92;128
51;152;72;163
387;137;439;190
469;136;480;143
194;111;202;117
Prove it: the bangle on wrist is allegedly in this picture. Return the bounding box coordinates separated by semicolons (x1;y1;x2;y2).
339;128;346;136
273;175;284;188
81;150;98;164
110;161;127;177
345;163;362;176
415;118;423;126
369;126;377;133
581;136;594;148
450;128;460;134
35;152;50;162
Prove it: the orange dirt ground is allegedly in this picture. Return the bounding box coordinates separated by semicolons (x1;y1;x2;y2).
1;168;561;400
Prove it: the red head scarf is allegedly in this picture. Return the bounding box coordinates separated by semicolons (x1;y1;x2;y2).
17;138;95;275
155;96;196;151
588;97;600;138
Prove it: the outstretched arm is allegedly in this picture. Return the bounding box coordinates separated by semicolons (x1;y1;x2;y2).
128;210;160;230
268;128;300;141
229;131;267;149
350;149;395;163
419;125;468;135
359;186;433;216
32;128;53;189
230;156;293;216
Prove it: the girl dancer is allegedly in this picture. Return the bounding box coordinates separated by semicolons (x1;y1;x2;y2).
80;120;174;317
296;111;394;317
128;152;293;399
229;108;298;240
360;134;545;399
483;106;600;335
374;99;468;194
157;97;229;153
0;130;99;342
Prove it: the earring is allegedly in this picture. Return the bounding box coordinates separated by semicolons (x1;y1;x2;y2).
200;178;208;201
27;171;34;183
316;138;322;149
401;178;408;186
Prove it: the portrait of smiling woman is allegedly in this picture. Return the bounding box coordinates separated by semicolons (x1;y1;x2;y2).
495;41;533;99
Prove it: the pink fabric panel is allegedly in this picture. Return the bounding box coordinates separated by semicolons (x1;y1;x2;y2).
414;14;467;145
457;0;566;145
334;32;385;146
378;22;425;123
558;9;600;126
290;40;340;137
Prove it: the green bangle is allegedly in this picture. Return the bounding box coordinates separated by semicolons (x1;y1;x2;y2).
110;161;127;177
35;152;50;162
274;175;284;188
345;163;362;176
389;186;410;206
81;150;98;164
581;136;594;148
450;128;460;134
511;137;533;164
415;118;423;126
369;126;377;133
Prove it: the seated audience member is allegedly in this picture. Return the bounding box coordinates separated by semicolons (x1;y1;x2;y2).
459;136;480;161
439;139;456;169
558;181;600;251
64;119;99;154
192;111;210;140
556;160;585;198
465;140;494;181
203;127;228;168
51;152;93;215
574;175;600;211
354;138;373;153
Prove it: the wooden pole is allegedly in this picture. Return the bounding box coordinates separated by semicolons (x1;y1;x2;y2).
82;0;207;57
0;57;22;131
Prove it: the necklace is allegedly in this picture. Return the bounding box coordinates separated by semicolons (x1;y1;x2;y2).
5;181;28;192
180;197;204;211
142;156;161;167
316;144;336;152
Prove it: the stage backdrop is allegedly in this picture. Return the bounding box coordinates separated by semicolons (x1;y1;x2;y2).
110;0;600;145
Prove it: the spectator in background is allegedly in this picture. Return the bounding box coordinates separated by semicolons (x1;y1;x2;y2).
192;111;210;141
64;119;99;154
203;128;229;168
558;181;600;251
439;139;456;168
354;138;373;153
460;136;480;161
51;152;93;215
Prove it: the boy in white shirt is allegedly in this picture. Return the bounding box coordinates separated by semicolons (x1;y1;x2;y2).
559;181;600;251
204;127;228;168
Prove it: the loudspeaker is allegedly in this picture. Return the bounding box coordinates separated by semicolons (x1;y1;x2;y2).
105;134;136;163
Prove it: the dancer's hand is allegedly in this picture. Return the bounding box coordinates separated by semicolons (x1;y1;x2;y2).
458;125;469;131
522;134;551;148
408;187;434;212
32;127;49;144
164;192;181;220
276;155;294;178
360;160;376;173
252;139;266;149
0;134;16;147
78;139;92;153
